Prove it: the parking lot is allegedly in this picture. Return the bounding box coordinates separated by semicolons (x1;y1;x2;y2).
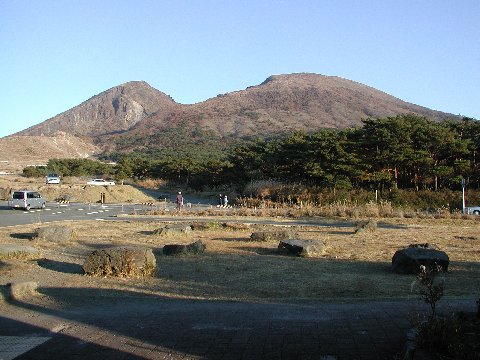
0;201;197;227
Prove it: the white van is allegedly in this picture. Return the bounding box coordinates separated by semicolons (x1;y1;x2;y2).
9;191;46;210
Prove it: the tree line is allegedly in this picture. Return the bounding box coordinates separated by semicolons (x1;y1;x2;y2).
229;114;480;192
24;115;480;193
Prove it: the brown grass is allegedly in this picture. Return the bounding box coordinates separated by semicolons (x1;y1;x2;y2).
0;217;479;304
146;201;480;222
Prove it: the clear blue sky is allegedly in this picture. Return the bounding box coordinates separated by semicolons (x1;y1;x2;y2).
1;0;479;138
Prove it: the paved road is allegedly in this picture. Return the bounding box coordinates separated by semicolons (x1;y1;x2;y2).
0;200;360;230
1;294;476;360
0;201;217;228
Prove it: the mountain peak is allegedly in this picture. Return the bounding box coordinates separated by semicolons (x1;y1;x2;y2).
17;80;177;137
17;73;456;145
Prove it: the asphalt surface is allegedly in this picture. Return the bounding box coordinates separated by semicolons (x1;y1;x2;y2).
0;200;359;229
1;294;476;360
0;201;216;228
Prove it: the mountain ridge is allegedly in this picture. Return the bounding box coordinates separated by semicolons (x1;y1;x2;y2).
14;73;458;151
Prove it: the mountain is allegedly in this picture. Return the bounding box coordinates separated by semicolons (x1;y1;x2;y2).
15;73;457;151
17;81;178;137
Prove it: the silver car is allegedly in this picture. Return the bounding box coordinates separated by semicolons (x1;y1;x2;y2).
466;206;480;215
87;179;116;186
9;191;46;210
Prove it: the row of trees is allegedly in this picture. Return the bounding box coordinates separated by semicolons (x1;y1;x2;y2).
23;158;116;178
24;115;480;193
230;115;480;191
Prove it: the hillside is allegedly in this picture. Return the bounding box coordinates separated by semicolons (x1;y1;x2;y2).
0;132;99;173
13;73;457;152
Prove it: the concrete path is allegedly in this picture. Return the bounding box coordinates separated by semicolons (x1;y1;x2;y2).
0;296;476;359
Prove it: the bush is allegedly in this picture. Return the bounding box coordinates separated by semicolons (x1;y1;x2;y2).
416;312;480;359
238;181;480;214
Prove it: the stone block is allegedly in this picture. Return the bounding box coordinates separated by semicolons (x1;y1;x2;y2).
278;239;326;257
392;246;449;274
163;240;205;256
83;246;156;277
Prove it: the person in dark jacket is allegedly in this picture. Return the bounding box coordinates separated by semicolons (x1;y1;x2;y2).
176;191;183;210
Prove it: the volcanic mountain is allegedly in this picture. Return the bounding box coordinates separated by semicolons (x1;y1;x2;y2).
15;73;456;151
17;81;178;138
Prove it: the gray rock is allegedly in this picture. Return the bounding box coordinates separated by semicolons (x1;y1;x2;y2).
83;246;156;277
250;230;297;242
0;244;38;258
392;246;449;274
278;239;326;257
163;240;205;256
190;222;216;231
154;224;192;235
34;225;76;243
9;281;38;300
354;219;378;234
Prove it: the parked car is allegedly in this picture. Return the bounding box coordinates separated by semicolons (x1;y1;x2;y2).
9;191;46;210
466;206;480;215
87;179;116;186
45;173;61;184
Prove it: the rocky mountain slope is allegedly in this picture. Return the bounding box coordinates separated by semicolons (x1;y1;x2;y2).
14;73;456;151
17;81;178;137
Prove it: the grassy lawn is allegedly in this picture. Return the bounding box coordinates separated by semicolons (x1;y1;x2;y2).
0;217;479;304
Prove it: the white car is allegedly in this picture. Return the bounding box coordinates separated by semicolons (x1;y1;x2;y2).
87;179;116;186
45;173;61;184
466;206;480;215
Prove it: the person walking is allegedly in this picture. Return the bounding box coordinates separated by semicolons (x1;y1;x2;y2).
223;194;228;207
219;194;223;207
176;191;183;210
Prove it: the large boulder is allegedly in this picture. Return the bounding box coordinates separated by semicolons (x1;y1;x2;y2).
83;246;156;277
8;281;38;300
250;230;297;242
163;240;205;256
34;225;76;243
278;239;326;257
392;245;449;274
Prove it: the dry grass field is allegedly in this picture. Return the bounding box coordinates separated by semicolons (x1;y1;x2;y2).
0;216;478;305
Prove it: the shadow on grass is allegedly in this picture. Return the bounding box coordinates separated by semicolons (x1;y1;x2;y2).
237;246;279;256
9;232;36;240
76;241;117;250
37;258;83;274
212;236;253;242
326;230;355;235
